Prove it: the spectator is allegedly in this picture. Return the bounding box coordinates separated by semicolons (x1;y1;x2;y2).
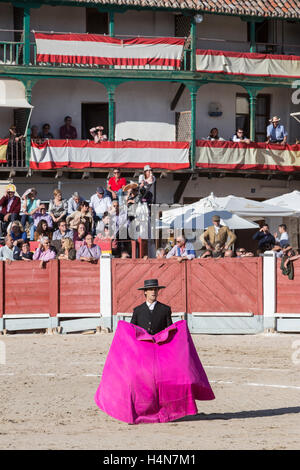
108;202;127;238
39;123;54;140
59;116;77;140
0;235;15;262
107;169;127;204
125;183;140;221
274;224;289;248
89;187;112;226
266;116;287;145
34;219;53;242
0;184;21;236
30;125;41;143
166;235;195;260
224;249;234;257
49;189;68;228
52;220;74;253
66;201;93;232
20;188;40;231
57;237;76;260
156;248;166;259
252;224;275;251
232;128;251;144
211;243;224;258
33;236;56;267
67;192;83;215
13;241;33;261
200;215;237;251
76;234;101;263
236;247;247;258
200;249;212;258
32;204;53;240
206;128;225;141
9;220;27;245
89;126;107;143
138;165;156;205
6;125;24;166
73;222;88;251
120;251;130;259
94;224;118;254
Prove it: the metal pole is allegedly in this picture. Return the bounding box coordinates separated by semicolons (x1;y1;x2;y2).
23;7;31;65
249;90;257;141
107;86;115;141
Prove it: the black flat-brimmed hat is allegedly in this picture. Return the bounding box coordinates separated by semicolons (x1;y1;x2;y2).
138;279;165;290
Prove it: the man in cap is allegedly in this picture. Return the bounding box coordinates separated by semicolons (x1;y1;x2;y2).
266;116;287;144
200;215;237;252
89;186;112;229
131;279;172;335
0;184;21;236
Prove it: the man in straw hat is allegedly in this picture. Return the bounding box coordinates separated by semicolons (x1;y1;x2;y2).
266;115;287;144
200;214;237;252
131;279;172;335
0;183;21;236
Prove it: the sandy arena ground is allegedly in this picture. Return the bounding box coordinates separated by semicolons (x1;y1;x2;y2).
0;330;299;450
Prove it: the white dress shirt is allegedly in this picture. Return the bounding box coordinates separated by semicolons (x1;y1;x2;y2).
146;301;157;311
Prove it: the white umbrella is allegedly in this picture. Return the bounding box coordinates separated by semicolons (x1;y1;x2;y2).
265;190;300;213
169;209;259;230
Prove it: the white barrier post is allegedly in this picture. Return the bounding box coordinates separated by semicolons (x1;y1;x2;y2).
263;251;276;331
100;255;112;330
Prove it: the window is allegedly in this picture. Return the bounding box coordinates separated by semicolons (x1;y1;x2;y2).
247;20;269;44
81;103;109;140
86;8;108;34
236;93;270;142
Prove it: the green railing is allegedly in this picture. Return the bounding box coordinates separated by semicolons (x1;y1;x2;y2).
0;41;24;65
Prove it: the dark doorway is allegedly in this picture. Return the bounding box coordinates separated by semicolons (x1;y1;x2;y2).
236;93;271;142
86;8;108;34
81;103;109;139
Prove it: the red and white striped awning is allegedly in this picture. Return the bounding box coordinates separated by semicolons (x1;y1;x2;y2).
30;140;190;170
34;33;185;69
196;140;300;172
196;49;300;78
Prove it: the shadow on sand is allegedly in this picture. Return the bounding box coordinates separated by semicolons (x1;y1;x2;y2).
175;406;300;422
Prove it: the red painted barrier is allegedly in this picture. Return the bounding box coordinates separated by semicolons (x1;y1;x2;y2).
187;258;263;315
276;258;300;314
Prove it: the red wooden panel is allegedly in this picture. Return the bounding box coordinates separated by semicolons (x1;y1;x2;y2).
0;262;4;317
277;258;300;313
5;261;50;314
59;260;100;313
112;259;187;315
187;258;263;315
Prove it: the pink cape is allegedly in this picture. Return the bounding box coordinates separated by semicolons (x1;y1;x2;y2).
94;320;215;424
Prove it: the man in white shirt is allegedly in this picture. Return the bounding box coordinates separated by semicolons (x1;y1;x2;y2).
0;235;15;262
89;186;112;225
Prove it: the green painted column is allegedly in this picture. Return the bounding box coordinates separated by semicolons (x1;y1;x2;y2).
24;81;33;167
190;16;196;72
249;21;256;53
23;7;31;65
186;82;200;169
249;93;257;141
107;85;116;141
109;11;115;37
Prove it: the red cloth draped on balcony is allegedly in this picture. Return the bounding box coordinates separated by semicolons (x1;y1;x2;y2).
196;49;300;79
30;139;190;170
196;140;300;172
34;33;185;69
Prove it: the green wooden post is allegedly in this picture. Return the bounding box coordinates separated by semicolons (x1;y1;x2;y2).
109;11;115;37
186;82;200;169
23;7;31;65
107;85;116;141
190;16;196;72
249;20;256;53
245;86;261;141
24;80;33;167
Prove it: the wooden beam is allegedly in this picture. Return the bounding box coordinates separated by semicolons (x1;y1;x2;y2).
170;83;185;111
173;174;190;203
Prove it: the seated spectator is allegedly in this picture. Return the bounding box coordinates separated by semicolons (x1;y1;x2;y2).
32;204;53;240
108;202;128;238
232;128;251;144
73;222;88;250
49;189;68;228
166;235;195;260
120;251;130;259
20;188;40;231
273;224;289;249
107;169;127;204
76;234;101;263
156;248;166;259
67;192;83;215
252;224;275;251
34;219;53;242
200;215;237;251
9;221;27;245
59;116;77;140
138;165;155;206
33;236;56;267
66;201;93;233
206;127;225;141
57;237;76;261
13;241;33;261
0;184;21;236
89;187;112;227
224;249;234;257
0;235;15;262
52;220;74;252
266;116;287;145
89;126;107;143
236;248;254;258
39;123;54;140
30;125;41;143
211;243;224;258
94;225;118;252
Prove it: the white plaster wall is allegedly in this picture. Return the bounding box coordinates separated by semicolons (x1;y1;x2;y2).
30;5;86;34
115;11;174;37
0;109;14;137
31;79;107;138
0;3;14;42
197;14;248;52
115;82;176;141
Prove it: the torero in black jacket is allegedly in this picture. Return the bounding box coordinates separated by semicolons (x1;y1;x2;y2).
131;301;172;335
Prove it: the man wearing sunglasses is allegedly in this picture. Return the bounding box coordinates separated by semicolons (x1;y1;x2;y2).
166;235;195;260
107;169;127;205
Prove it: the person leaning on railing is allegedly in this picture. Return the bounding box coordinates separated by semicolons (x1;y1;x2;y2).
266;116;287;145
89;126;107;143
